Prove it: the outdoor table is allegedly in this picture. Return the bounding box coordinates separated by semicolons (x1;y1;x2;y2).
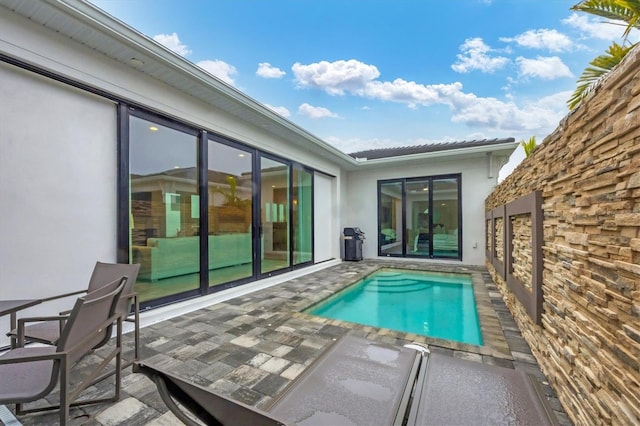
0;299;42;348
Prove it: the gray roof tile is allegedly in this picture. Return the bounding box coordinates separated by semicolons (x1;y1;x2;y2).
348;138;516;160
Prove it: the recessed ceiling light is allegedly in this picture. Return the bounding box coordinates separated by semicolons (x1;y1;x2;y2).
174;166;180;169
149;126;158;132
422;188;428;191
238;153;245;158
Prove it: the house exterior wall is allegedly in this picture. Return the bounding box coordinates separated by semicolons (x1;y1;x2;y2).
485;46;640;424
0;7;345;345
346;154;500;265
0;62;118;300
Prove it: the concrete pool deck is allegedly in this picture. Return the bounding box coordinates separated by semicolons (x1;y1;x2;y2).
6;259;572;425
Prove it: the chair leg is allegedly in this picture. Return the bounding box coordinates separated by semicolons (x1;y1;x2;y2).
133;295;140;361
115;317;122;400
60;359;69;425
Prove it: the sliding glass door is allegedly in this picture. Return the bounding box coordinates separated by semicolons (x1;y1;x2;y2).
292;166;313;265
129;114;200;303
432;177;460;258
405;179;430;256
208;139;254;287
379;181;403;256
378;175;461;260
124;108;316;309
260;156;290;275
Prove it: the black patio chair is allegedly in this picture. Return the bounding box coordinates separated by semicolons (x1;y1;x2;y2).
0;276;127;425
8;262;141;371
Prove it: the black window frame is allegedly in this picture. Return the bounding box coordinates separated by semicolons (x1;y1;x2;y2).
377;173;462;261
119;105;317;309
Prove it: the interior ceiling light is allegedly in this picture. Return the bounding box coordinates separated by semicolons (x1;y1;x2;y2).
238;153;245;158
149;126;158;132
173;166;180;169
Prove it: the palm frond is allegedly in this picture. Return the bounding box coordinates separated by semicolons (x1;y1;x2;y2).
521;136;537;157
568;41;635;109
572;0;640;38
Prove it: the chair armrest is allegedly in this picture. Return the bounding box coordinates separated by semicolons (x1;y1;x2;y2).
16;315;68;347
0;347;66;365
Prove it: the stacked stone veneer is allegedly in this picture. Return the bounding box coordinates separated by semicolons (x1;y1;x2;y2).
486;46;640;425
511;213;533;291
495;217;504;262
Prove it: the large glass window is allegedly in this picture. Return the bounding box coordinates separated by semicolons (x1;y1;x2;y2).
378;175;461;259
122;108;316;308
208;139;254;286
293;167;313;265
260;156;290;274
129;115;200;302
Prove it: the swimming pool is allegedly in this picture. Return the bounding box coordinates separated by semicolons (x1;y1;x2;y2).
306;269;483;345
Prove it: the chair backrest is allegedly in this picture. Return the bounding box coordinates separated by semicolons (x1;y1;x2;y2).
57;277;126;365
87;262;140;317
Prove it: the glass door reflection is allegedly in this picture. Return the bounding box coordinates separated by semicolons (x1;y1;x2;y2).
405;180;430;255
208;139;254;287
260;156;290;274
129;115;200;303
379;181;403;256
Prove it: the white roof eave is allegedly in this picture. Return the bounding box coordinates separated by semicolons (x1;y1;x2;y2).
349;142;519;170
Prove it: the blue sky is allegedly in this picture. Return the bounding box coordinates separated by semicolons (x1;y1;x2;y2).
92;0;638;178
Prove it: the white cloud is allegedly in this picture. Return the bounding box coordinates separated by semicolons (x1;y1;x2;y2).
292;58;568;135
500;29;573;52
451;38;509;73
264;104;291;117
515;56;574;80
449;90;570;134
256;62;286;79
196;60;237;86
563;12;640;42
363;79;467;109
292;60;380;95
298;103;339;119
152;32;192;56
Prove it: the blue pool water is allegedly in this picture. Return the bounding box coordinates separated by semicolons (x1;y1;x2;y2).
307;269;483;345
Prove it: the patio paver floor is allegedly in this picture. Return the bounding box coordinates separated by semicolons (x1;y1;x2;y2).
6;260;572;425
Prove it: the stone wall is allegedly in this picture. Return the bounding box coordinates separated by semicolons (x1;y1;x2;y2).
485;46;640;425
511;213;533;291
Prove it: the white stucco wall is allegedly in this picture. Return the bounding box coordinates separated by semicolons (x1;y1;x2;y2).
345;155;499;265
0;63;118;345
0;8;346;346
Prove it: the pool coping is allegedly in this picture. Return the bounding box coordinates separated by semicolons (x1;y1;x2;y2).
291;261;512;359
